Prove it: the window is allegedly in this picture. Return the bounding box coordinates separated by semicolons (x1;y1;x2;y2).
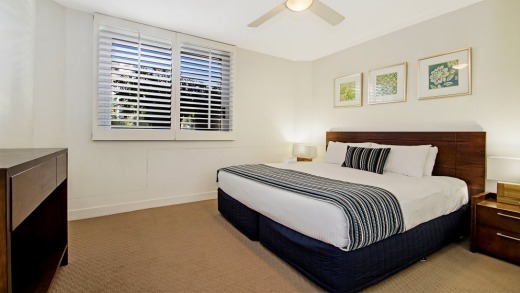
92;14;234;141
179;42;232;132
175;35;234;141
98;26;173;130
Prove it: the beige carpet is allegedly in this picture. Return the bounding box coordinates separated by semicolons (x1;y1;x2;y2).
49;199;520;292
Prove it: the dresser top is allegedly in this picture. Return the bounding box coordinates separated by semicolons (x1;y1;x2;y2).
478;198;520;213
0;148;67;170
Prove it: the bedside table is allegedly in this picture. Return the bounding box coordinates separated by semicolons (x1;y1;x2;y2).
471;192;520;264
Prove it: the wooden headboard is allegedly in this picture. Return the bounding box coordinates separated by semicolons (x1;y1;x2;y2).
326;131;486;196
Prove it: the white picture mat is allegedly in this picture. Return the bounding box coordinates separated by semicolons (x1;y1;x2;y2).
368;63;407;104
334;73;362;107
418;48;471;99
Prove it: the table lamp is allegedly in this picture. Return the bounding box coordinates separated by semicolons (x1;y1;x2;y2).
487;156;520;205
293;144;317;162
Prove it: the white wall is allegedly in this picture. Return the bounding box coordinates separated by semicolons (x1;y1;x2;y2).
0;0;65;148
0;0;305;219
33;0;66;147
0;0;36;147
62;9;307;219
296;0;520;191
6;0;518;218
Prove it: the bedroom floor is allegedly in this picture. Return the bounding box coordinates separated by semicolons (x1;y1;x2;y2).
49;199;520;292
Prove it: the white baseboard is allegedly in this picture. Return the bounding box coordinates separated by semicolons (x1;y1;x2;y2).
68;191;217;220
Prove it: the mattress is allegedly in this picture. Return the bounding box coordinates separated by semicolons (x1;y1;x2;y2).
217;162;468;249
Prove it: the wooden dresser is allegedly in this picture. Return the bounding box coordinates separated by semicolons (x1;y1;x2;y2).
0;149;68;292
471;192;520;265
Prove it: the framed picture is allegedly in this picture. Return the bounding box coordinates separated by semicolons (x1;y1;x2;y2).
334;73;363;107
418;48;471;99
368;63;407;105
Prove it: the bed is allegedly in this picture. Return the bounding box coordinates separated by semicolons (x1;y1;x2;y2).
217;131;485;292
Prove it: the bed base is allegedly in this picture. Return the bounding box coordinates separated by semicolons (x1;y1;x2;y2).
218;188;469;293
217;187;259;241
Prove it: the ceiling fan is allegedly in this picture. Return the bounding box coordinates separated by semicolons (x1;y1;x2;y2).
248;0;345;28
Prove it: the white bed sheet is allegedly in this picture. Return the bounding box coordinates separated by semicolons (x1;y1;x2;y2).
218;162;468;250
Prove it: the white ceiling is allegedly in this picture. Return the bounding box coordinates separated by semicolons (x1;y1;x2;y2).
53;0;483;61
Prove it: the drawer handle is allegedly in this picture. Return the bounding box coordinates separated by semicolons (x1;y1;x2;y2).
497;212;520;221
497;233;520;242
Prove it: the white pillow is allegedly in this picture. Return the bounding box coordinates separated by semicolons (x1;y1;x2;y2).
423;146;438;176
373;143;431;177
323;141;373;164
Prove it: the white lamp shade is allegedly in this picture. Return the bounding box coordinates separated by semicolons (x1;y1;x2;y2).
487;156;520;183
286;0;313;12
293;144;317;159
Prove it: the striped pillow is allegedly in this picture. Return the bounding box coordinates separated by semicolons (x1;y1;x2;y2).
342;146;391;174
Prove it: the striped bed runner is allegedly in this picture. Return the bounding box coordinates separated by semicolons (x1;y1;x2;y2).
219;164;405;251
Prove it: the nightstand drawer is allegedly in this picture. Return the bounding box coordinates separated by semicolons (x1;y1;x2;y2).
476;225;520;264
477;205;520;234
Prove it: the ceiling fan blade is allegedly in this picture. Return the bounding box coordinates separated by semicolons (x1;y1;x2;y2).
308;0;345;26
248;3;286;27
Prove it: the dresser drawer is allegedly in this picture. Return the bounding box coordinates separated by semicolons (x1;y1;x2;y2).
11;158;57;230
476;225;520;264
477;205;520;234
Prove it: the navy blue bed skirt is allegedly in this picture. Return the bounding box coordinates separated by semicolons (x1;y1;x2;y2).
217;188;259;241
217;188;469;292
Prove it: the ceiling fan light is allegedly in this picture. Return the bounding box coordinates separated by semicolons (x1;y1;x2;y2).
286;0;313;12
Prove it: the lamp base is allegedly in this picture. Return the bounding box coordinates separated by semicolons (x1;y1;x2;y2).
497;182;520;205
296;157;312;162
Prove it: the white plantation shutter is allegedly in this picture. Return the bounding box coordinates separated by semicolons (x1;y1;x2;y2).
98;26;173;129
179;43;233;132
93;14;234;140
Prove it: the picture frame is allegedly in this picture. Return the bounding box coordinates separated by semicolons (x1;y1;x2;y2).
418;48;471;99
334;73;363;107
368;63;407;105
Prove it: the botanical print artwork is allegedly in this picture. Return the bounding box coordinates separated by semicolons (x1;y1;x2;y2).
375;72;397;97
428;60;459;89
418;48;470;99
368;62;406;104
334;73;362;107
340;81;356;101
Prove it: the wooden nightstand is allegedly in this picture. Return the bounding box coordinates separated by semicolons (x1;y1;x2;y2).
471;192;520;264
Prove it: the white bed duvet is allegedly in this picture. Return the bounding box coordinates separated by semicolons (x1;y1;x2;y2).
218;162;468;250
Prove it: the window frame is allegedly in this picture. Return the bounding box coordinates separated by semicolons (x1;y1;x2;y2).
92;14;235;141
175;34;235;141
